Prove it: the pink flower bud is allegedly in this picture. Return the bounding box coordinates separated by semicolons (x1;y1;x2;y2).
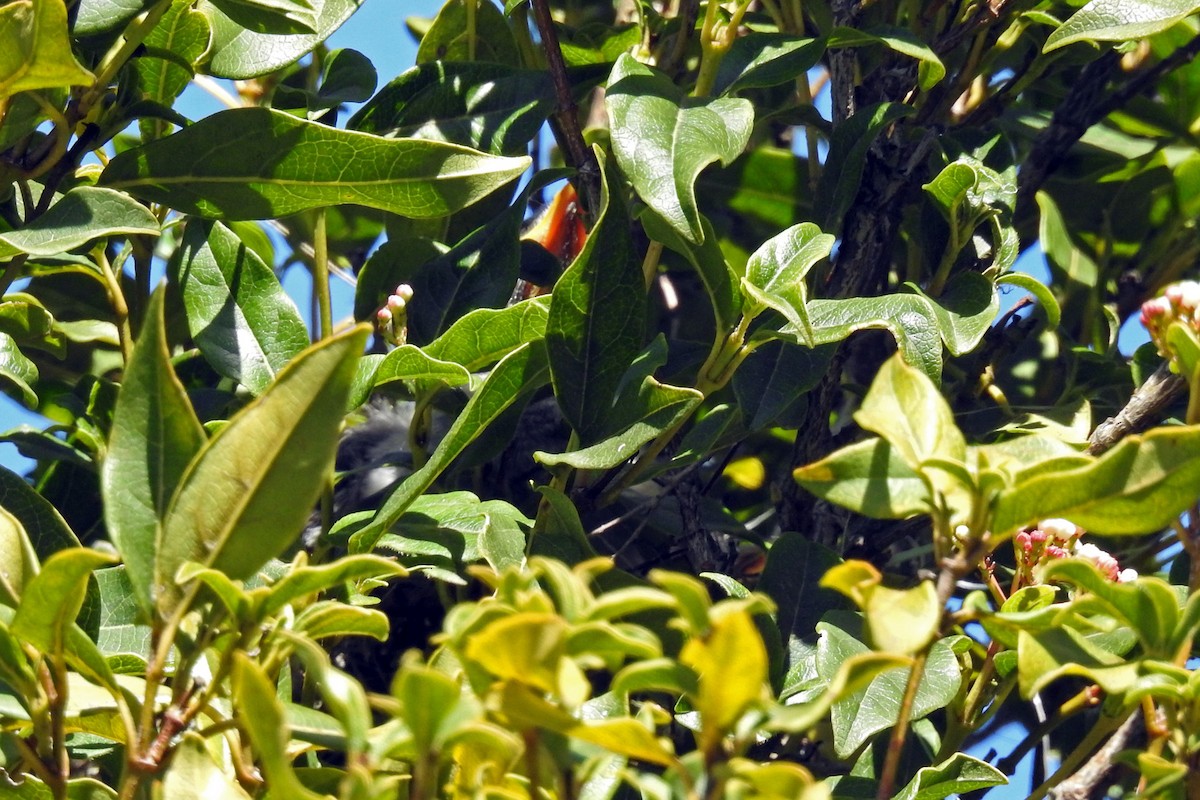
394;284;415;303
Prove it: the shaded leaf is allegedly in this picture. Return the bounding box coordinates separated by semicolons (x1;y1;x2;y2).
794;438;931;520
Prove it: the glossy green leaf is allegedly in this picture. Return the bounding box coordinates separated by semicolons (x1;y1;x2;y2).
416;0;520;66
828;25;945;89
606;54;753;244
172;220;308;395
856;353;966;468
992;425;1200;537
797;271;997;380
817;620;961;758
1041;560;1181;654
162;732;252;799
733;341;831;431
133;0;212;140
73;0;153;36
350;341;550;553
101;107;530;221
1045;0;1200;52
535;378;701;470
202;0;361;78
0;0;93;101
208;0;317;36
103;288;206;619
1015;626;1144;698
546;150;645;444
816;102;912;234
794;438;931;520
231;654;327;800
350;62;597;156
0;187;159;261
156;325;368;618
370;345;472;390
12;547;114;656
741;222;834;340
767;649;909;735
759;535;848;644
714;34;825;96
0;334;37;407
892;753;1007;800
423;296;550;372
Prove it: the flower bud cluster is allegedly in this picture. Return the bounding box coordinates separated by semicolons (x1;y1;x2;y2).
376;284;414;346
1014;518;1136;585
1141;280;1200;359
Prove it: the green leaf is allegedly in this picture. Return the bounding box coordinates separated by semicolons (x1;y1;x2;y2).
133;0;212;140
822;562;940;655
0;334;37;406
734;341;831;431
171;220;309;395
0;465;79;558
546;150;646;444
103;288;206;620
798;271;997;381
231;654;327;800
816;102;912;234
92;567;152;666
12;548;114;656
992;425;1200;537
156;325;368;619
794;438;932;520
0;0;93;101
73;0;153;36
713;34;825;96
828;25;945;89
363;344;472;393
416;0;520;66
534;378;701;470
741;222;834;340
100;107;530;221
892;753;1007;800
285;633;371;756
997;272;1061;331
207;0;317;36
0;774;117;799
817;620;961;758
856;353;966;468
202;0;361;79
422;297;550;372
641;210;741;334
350;61;590;156
294;601;389;641
162;732;252;799
261;555;407;617
0;187;159;261
679;606;769;753
1044;0;1200;52
759;534;848;643
0;505;39;604
1015;626;1144;698
350;341;550;553
606;54;753;244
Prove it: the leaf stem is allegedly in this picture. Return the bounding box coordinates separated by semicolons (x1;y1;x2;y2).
85;0;174;112
94;246;134;363
875;647;928;800
312;208;332;342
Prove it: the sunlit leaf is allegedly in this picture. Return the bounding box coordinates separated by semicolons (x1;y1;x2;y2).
0;0;93;101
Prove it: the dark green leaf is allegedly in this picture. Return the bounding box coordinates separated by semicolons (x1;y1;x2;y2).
0;464;79;558
713;34;825;96
203;0;362;79
172;220;309;395
759;534;848;643
133;0;211;141
816;102;912;234
546;150;646;444
416;0;520;66
101;107;530;221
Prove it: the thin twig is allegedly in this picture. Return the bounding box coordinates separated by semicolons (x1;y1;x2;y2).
529;0;601;219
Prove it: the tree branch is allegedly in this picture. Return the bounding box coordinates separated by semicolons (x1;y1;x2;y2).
1046;710;1142;800
1087;362;1186;456
529;0;601;220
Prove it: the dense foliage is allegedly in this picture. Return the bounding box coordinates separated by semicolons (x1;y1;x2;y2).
4;0;1200;798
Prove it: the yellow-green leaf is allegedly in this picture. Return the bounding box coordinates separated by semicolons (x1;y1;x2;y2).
0;0;93;101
